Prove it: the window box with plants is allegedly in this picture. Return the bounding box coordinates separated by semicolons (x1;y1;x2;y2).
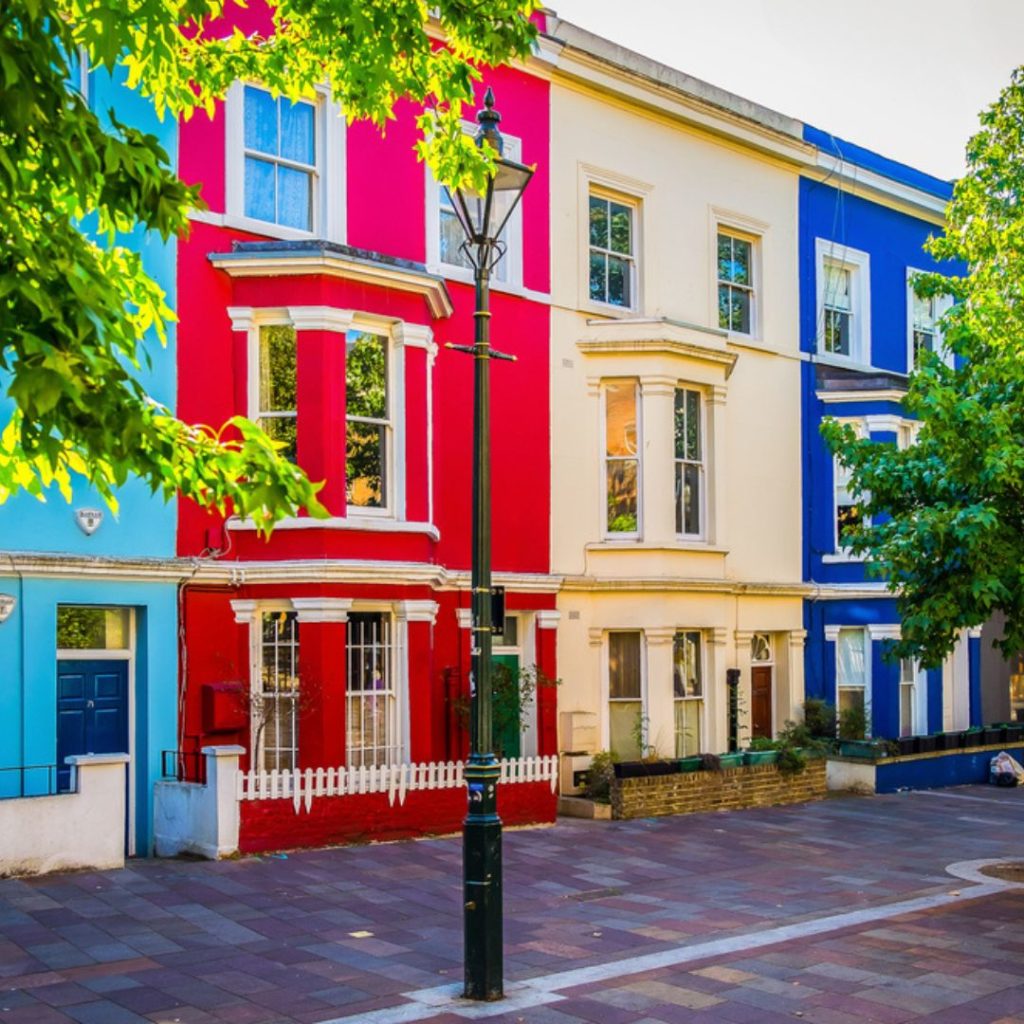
743;737;780;766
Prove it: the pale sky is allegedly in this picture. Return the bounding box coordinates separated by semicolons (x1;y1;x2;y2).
548;0;1024;181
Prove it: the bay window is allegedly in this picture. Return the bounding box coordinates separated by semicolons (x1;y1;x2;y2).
836;627;868;737
346;612;398;767
608;631;643;760
604;381;640;535
257;325;298;462
256;610;300;771
345;330;391;511
674;387;703;537
673;631;703;757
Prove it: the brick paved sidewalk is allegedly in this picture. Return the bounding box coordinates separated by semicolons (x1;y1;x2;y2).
0;787;1022;1024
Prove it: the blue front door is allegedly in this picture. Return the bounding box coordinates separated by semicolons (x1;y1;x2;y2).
56;660;128;791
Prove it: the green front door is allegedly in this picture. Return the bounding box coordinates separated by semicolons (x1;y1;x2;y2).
492;653;521;759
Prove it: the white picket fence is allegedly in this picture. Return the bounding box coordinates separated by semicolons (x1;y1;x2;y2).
237;755;559;814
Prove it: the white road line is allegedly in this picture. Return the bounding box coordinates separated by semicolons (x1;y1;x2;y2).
917;789;1024;808
316;867;1018;1024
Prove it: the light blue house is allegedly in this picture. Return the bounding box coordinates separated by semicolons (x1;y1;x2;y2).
799;129;980;739
0;67;179;854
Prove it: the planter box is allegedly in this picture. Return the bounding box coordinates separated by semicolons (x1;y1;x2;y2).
896;737;917;756
718;752;745;769
839;740;885;759
934;732;961;751
743;750;779;766
914;735;938;754
980;727;1003;746
613;760;677;780
612;760;827;820
1001;724;1024;744
677;756;703;773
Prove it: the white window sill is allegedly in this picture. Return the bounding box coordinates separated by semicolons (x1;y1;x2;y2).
821;552;867;564
812;351;878;374
588;540;728;555
580;299;640;320
227;516;440;541
426;261;551;303
191;209;337;244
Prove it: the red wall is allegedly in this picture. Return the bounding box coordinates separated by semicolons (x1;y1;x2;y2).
239;781;557;854
173;11;556;840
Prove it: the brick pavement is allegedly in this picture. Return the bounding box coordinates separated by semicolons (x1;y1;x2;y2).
0;787;1022;1023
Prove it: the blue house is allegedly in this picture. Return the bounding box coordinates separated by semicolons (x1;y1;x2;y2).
799;128;980;739
0;67;179;854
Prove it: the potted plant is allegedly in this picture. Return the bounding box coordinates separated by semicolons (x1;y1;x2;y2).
677;755;703;772
743;736;779;766
718;750;745;769
612;711;679;778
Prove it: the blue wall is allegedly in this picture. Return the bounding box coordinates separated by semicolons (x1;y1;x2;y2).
799;146;962;738
0;66;178;557
0;66;180;855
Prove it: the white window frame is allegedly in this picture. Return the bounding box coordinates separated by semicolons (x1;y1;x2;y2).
345;325;397;518
674;385;706;540
829;625;872;737
715;226;760;339
604;630;647;757
601;379;642;540
254;321;298;461
816;239;871;365
253;605;301;773
832;419;868;557
425;122;524;290
224;81;345;242
587;187;640;312
345;608;402;768
241;308;409;523
906;267;954;373
672;630;704;758
899;656;928;737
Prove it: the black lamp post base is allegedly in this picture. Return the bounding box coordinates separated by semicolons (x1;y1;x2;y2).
463;759;503;1000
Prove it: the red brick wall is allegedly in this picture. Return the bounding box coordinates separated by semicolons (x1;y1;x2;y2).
239;782;557;854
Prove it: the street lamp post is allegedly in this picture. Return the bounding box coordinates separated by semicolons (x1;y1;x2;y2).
447;89;533;1002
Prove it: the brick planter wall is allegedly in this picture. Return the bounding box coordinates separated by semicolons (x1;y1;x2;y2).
611;760;827;820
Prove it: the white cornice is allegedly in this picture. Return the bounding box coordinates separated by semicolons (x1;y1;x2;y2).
536;610;562;630
393;323;434;350
810;152;948;224
396;599;439;624
577;318;738;377
210;250;454;320
867;623;901;640
291;597;355;623
456;608;472;629
810;583;892;600
864;414;905;434
817;389;908;405
227;516;441;543
230;599;258;624
558;575;809;597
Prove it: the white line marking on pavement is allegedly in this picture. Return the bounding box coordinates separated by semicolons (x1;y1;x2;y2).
917;790;1024;808
316;862;1020;1024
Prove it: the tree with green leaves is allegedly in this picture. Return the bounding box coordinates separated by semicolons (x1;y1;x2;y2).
0;0;538;529
823;67;1024;668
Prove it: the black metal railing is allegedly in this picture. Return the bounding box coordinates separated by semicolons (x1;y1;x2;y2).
161;750;207;785
0;764;65;799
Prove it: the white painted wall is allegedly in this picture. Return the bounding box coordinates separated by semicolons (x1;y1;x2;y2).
153;746;243;859
0;754;129;877
826;758;877;794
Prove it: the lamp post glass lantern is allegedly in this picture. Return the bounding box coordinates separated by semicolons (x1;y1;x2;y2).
449;88;533;1003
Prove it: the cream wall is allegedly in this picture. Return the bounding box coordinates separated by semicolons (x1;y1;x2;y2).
549;71;808;765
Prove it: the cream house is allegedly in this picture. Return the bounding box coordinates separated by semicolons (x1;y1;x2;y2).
546;20;812;772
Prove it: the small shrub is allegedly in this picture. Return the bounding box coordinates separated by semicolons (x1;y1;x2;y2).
582;750;615;802
747;736;780;751
803;698;836;740
699;752;722;772
838;702;869;741
776;745;807;776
